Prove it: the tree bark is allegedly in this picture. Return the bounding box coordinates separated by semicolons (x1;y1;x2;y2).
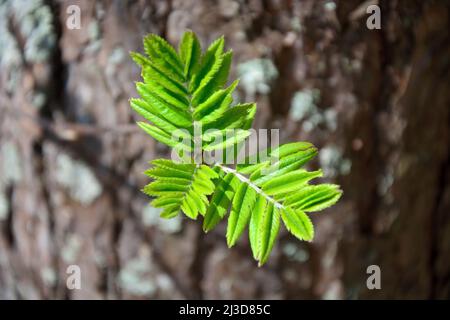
0;0;448;299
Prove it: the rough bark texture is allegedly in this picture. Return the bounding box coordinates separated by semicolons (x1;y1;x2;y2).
0;0;449;299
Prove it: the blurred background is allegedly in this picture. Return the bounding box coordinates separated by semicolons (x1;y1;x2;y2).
0;0;449;299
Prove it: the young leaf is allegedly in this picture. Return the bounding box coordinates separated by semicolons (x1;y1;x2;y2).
179;30;201;78
130;31;343;266
144;34;185;82
258;203;280;265
203;173;238;232
281;208;314;241
226;183;257;247
249;194;267;259
137;122;190;151
261;170;323;195
285;184;343;212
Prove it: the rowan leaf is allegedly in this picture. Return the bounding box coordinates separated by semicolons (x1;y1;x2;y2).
130;31;342;266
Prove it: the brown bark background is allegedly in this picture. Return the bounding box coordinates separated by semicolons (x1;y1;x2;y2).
0;0;449;299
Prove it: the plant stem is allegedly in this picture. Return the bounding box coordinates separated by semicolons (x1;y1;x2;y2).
214;163;283;209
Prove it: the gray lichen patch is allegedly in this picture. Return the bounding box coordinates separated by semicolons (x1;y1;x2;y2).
377;170;394;196
142;205;182;234
291;16;303;32
117;247;156;297
290;89;320;121
30;91;47;109
319;145;352;177
324;1;337;11
88;20;102;42
61;234;82;264
289;89;337;132
83;20;103;54
106;47;126;77
0;25;21;69
11;0;56;63
109;47;126;65
282;242;309;263
0;0;56;94
322;280;343;300
40;267;57;287
0;142;23;185
55;153;103;205
0;2;20;68
237;58;278;100
0;0;56;64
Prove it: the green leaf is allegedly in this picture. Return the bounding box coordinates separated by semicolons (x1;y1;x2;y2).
261;170;323;195
130;51;151;68
258;203;280;265
203;173;238;232
131;32;343;266
136;83;192;128
249;194;266;259
160;204;180;219
145;161;218;220
281;208;314;241
143;181;189;195
151;159;195;176
179;30;202;79
151;196;182;208
131;98;190;138
249;147;319;186
203;103;256;132
226;184;257;247
137;122;191;151
189;36;224;96
192;50;233;105
193;80;237;123
144;34;185;82
207;50;233;91
285;184;343;212
237;142;317;178
181;192;198;219
179;165;218;219
141;60;188;97
203;129;251;152
140;80;189;111
273;142;315;158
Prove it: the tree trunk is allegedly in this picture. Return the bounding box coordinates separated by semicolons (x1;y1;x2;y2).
0;0;448;299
